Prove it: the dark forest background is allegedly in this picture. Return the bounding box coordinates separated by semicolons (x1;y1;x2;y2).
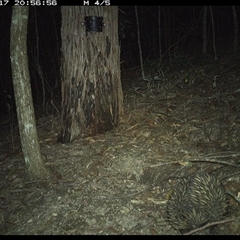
0;6;239;114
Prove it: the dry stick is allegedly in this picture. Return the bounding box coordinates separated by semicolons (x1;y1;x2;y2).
148;154;240;168
201;151;240;158
184;218;235;235
189;158;240;168
226;190;240;204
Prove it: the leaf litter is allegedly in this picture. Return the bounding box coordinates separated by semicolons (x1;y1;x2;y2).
0;56;240;234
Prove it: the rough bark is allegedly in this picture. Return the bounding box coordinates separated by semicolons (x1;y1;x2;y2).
10;6;50;180
58;6;123;143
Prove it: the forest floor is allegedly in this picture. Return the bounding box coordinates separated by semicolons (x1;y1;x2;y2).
1;53;240;235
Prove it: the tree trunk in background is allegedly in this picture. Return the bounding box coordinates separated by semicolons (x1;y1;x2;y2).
58;6;123;143
10;6;50;180
209;6;217;60
202;6;207;55
232;6;238;55
158;6;162;62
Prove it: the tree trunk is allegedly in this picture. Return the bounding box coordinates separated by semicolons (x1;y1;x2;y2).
158;6;162;62
135;6;145;80
58;6;123;143
209;6;217;60
10;6;50;180
232;6;238;55
202;6;207;55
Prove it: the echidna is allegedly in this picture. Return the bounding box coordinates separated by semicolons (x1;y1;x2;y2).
166;172;228;232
